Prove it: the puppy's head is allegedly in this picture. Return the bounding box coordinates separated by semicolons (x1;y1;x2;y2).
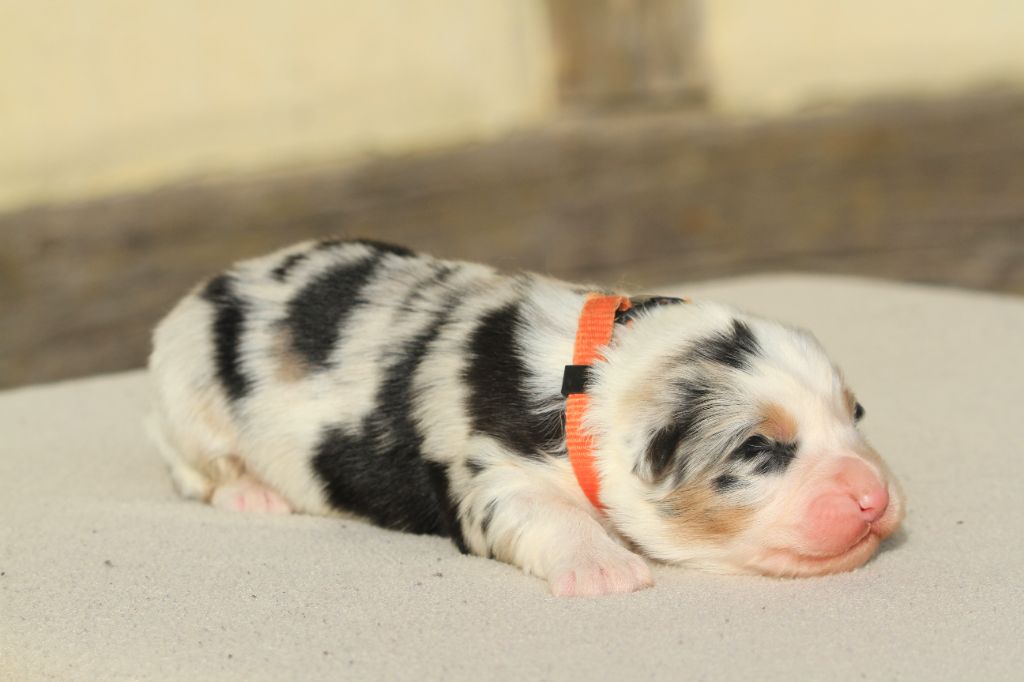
589;301;904;577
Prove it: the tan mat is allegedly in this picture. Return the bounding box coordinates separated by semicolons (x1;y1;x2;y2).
2;274;1022;681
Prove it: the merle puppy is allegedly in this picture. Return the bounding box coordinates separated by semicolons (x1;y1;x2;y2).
148;239;904;596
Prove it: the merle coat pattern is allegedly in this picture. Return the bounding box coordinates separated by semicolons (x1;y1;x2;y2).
149;239;904;596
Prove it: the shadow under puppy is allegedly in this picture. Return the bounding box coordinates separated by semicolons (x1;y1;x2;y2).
148;239;905;596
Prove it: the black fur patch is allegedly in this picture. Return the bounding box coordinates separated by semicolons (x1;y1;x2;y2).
312;425;450;536
480;499;497;536
355;239;416;257
693;319;761;371
615;296;687;325
425;461;468;553
283;255;381;369
464;302;565;459
318;238;416;258
646;423;689;480
271;252;309;281
201;275;251;401
311;292;466;545
643;381;713;482
733;435;797;475
713;474;742;492
316;238;345;251
274;240;413;282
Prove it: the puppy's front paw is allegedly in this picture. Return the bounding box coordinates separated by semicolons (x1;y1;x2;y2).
548;543;653;597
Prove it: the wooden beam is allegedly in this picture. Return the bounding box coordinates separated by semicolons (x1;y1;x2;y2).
2;93;1023;388
545;0;706;110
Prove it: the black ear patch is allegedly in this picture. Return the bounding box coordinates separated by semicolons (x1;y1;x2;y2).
646;423;689;480
692;319;761;371
640;381;711;482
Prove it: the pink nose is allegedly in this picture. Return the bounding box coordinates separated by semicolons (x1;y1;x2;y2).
857;485;889;523
834;456;890;522
801;458;889;555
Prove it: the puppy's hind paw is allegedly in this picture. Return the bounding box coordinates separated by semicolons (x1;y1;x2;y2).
548;545;653;597
211;477;292;514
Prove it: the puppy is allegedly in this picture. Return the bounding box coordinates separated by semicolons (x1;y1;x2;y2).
148;239;904;596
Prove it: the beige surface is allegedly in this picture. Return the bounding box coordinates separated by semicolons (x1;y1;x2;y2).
704;1;1024;113
0;0;554;211
1;274;1022;681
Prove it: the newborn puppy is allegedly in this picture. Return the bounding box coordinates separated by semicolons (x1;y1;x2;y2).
148;239;904;596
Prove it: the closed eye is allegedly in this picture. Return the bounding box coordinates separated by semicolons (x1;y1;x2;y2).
735;435;775;460
733;434;798;474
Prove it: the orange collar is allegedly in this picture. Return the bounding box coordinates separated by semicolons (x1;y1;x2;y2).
562;294;632;511
562;294;688;511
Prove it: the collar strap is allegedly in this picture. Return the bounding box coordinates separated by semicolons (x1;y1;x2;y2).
561;295;688;396
563;294;632;511
562;294;688;511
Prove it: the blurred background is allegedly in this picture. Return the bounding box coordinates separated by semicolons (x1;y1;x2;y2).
2;0;1023;389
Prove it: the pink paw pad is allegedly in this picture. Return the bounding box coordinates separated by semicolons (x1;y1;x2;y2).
211;479;292;514
549;550;654;597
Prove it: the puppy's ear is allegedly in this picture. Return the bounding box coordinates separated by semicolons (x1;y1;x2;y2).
641;423;687;482
635;377;711;483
